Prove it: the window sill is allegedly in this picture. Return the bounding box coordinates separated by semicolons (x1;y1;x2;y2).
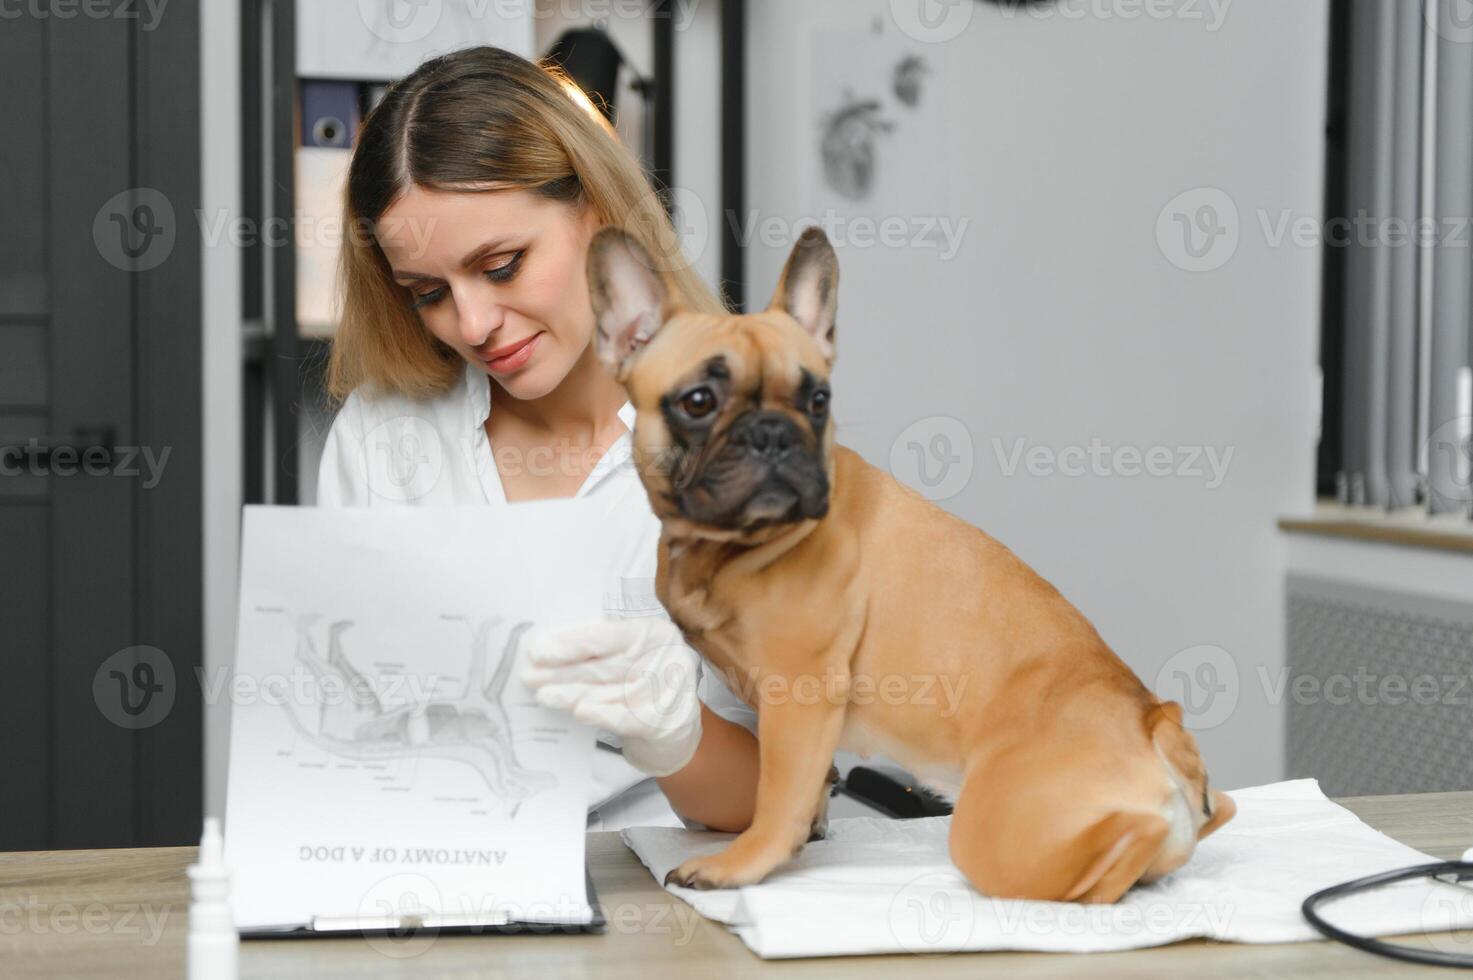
1279;502;1473;555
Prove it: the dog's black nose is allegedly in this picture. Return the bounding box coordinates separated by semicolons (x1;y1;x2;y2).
741;412;797;457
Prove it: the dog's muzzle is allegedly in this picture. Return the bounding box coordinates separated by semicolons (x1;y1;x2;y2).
682;410;830;528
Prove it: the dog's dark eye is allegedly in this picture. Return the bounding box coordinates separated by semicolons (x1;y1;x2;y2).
679;386;718;419
809;388;831;416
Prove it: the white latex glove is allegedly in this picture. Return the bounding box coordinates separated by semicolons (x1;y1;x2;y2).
520;618;703;778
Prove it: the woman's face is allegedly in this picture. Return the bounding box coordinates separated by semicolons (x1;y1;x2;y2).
376;186;603;400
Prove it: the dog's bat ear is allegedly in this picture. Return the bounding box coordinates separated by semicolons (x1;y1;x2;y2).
587;226;671;380
768;227;839;363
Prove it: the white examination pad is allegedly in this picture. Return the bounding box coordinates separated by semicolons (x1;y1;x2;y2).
622;779;1473;959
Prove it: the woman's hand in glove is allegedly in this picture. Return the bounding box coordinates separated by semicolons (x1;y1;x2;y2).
520;618;703;777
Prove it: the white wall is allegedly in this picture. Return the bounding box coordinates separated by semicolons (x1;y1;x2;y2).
746;0;1327;790
202;0;243;822
672;0;722;293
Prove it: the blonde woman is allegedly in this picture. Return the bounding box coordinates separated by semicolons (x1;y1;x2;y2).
317;46;759;832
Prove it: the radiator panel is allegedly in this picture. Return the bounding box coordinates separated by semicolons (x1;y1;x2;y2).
1287;575;1473;796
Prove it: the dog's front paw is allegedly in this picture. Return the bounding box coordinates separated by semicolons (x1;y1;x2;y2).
664;854;748;890
663;844;784;891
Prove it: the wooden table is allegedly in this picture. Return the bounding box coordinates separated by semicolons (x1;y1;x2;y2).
4;792;1473;978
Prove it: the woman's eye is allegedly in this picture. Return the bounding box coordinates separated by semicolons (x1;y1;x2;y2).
809;388;831;416
680;386;718;419
408;286;447;310
484;250;526;284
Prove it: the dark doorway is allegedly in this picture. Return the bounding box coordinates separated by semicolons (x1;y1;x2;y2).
0;7;203;849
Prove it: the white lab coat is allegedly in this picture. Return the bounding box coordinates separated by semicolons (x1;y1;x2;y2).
316;361;759;831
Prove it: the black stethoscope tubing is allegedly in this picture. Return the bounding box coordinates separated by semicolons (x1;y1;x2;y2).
1302;861;1473;969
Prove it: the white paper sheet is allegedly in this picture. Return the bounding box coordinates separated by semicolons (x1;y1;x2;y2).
296;2;533;82
224;504;602;931
624;779;1473;959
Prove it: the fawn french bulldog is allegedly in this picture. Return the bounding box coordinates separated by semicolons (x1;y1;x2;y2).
586;225;1234;902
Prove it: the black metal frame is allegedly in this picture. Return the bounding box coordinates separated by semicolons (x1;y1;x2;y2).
651;0;675;195
721;0;746;311
1316;1;1350;499
240;0;305;505
269;0;302;504
241;0;267;505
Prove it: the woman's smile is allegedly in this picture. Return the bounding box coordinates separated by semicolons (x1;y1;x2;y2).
481;331;544;375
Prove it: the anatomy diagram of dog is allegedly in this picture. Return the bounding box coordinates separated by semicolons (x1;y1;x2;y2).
273;612;556;815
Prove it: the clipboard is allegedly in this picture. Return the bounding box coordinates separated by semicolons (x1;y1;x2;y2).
239;870;606;939
224;505;615;938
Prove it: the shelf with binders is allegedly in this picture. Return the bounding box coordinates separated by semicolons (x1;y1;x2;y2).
295;79;385;342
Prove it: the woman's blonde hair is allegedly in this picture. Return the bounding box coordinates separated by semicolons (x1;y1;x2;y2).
327;45;725;401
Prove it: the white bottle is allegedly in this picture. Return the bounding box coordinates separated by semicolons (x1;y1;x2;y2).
187;817;239;980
